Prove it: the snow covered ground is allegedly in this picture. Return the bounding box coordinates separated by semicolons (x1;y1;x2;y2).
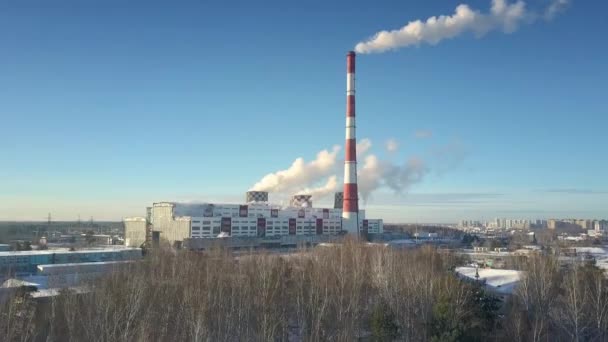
574;247;607;255
576;247;608;272
455;267;523;294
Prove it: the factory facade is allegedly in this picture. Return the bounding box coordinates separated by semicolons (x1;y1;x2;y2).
125;191;383;247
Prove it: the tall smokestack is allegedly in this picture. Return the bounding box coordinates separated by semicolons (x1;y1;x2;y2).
342;51;359;234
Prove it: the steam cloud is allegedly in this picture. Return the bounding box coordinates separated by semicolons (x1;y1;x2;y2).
250;145;341;194
354;0;569;54
385;138;399;152
296;176;339;198
358;155;429;202
250;136;462;203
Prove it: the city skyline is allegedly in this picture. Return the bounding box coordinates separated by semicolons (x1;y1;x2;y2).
1;0;607;222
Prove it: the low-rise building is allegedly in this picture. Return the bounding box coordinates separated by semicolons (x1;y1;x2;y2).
0;247;142;273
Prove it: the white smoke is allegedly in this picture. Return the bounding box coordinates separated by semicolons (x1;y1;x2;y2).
414;130;433;139
354;0;569;54
544;0;569;20
250;136;454;203
250;145;341;194
357;138;372;157
358;155;429;202
385;138;399;152
296;176;339;198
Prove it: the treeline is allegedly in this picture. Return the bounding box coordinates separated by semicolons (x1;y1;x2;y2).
2;241;608;341
384;224;464;240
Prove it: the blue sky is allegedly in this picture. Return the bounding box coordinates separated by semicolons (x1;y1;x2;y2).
0;0;606;222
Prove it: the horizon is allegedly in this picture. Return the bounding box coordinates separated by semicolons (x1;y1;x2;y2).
1;0;606;222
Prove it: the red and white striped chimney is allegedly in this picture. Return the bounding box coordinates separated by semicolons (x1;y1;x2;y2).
342;51;359;234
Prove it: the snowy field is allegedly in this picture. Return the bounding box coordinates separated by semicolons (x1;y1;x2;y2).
455;267;523;294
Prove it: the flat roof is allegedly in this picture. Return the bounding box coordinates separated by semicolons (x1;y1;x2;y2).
29;286;89;298
37;260;136;270
0;246;140;257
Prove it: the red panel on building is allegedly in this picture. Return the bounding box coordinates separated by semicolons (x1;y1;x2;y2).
239;205;248;217
203;204;214;217
257;218;266;238
221;217;231;235
289;218;296;235
316;218;323;235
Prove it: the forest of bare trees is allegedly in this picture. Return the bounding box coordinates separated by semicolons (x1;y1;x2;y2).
2;240;608;341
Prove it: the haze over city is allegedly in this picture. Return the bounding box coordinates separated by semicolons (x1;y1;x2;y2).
1;0;606;222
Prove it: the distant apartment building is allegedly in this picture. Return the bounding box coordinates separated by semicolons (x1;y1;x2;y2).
576;219;593;230
548;219;557;229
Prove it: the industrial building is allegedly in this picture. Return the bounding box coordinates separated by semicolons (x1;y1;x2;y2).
123;217;147;248
124;51;384;247
124;191;383;247
0;247;142;273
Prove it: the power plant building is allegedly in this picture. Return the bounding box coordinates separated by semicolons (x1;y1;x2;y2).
123;217;147;248
124;192;383;246
123;51;384;246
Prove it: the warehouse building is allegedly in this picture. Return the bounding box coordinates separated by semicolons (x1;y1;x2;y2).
0;247;142;274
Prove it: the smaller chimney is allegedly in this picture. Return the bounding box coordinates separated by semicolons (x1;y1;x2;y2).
291;194;312;208
246;191;268;203
334;192;344;209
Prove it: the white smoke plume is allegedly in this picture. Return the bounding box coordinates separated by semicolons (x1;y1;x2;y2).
414;130;433;139
544;0;569;20
358;155;429;202
357;138;372;157
250;145;341;194
250;137;454;203
296;176;339;198
385;138;399;152
355;0;569;54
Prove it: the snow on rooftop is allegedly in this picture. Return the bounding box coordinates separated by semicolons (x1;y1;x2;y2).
574;247;607;255
456;267;523;294
29;286;89;299
217;232;230;238
1;278;40;288
0;246;140;257
387;239;416;245
37;260;136;270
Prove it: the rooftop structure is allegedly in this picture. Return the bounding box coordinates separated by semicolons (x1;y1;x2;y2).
290;194;312;208
246;191;269;203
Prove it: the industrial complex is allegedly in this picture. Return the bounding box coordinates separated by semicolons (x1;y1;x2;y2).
125;191;383;248
124;52;385;248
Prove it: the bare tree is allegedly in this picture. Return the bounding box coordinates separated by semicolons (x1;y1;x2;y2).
514;254;560;342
